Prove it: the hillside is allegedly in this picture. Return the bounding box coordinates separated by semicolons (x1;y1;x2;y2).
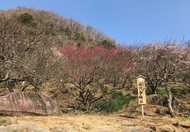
0;7;116;93
0;7;190;132
0;7;115;48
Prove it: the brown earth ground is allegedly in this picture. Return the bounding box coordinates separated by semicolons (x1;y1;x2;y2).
0;104;189;132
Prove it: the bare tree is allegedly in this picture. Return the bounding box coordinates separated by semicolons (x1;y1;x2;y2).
59;45;133;112
136;42;188;117
0;11;60;92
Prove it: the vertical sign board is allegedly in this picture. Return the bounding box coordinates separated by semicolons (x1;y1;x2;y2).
137;75;146;118
137;76;146;104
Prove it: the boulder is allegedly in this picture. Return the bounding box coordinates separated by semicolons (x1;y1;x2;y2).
0;91;58;115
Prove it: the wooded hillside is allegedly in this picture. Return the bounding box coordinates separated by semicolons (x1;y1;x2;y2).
0;7;116;92
0;8;190;117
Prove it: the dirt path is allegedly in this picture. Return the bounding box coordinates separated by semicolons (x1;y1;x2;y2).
17;114;125;132
0;113;188;132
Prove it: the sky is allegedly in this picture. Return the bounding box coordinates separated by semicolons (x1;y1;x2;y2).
0;0;190;45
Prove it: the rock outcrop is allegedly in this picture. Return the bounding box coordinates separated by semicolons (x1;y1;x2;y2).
0;91;58;115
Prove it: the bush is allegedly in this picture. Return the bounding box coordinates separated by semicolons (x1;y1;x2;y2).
64;27;72;37
158;89;167;95
132;87;153;95
99;40;115;48
112;91;125;100
180;88;190;95
17;13;34;24
131;87;138;94
146;87;153;95
100;86;108;94
93;92;134;113
74;33;86;42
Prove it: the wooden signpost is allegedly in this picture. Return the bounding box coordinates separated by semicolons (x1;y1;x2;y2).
137;75;146;118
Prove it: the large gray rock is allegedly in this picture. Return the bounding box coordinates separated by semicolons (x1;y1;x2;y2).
0;91;58;115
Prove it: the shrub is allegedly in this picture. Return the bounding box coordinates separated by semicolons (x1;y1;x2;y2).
132;87;153;95
74;33;86;42
146;87;153;95
100;86;108;94
158;89;167;95
99;40;115;48
131;87;138;94
180;88;190;95
17;13;34;24
112;91;125;100
93;92;134;113
64;27;72;37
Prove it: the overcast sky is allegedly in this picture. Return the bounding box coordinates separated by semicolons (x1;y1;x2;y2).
1;0;190;45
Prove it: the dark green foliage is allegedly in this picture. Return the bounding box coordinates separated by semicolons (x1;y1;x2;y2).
158;89;167;95
180;88;190;95
74;33;86;42
146;87;153;95
64;27;72;38
99;40;115;48
76;43;82;47
100;86;108;94
93;92;134;113
132;87;153;95
17;13;34;24
171;87;190;96
170;88;178;95
132;87;138;94
111;91;125;100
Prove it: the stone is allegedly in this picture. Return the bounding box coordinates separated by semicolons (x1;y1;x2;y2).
0;91;58;115
155;108;168;115
150;125;157;131
159;126;174;132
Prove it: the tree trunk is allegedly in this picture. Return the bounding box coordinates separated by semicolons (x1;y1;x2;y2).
85;101;91;113
147;81;157;94
8;86;14;92
165;81;175;117
34;85;40;92
151;87;157;94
